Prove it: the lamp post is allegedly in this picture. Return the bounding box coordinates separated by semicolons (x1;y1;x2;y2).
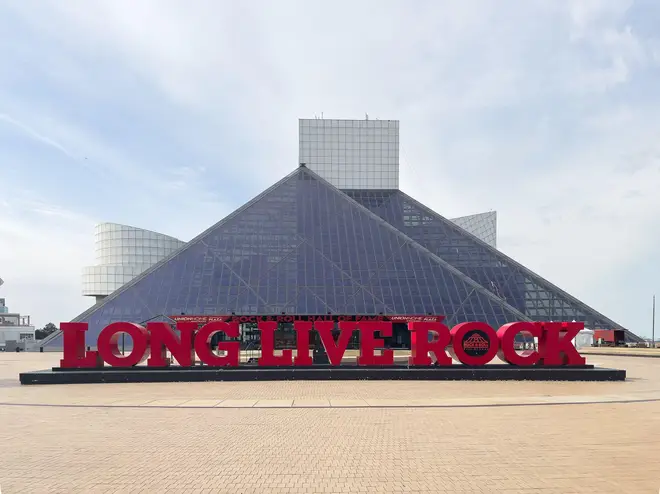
652;295;656;349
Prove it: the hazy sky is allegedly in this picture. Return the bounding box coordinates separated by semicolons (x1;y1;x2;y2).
1;0;659;337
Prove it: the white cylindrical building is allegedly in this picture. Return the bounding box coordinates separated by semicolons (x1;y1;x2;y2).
82;223;186;303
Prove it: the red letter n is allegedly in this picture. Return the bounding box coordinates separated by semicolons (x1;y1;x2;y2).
147;321;197;367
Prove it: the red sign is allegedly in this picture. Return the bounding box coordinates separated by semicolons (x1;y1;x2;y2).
168;314;446;324
58;318;586;369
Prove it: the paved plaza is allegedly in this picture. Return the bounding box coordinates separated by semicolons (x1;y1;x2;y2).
0;354;659;493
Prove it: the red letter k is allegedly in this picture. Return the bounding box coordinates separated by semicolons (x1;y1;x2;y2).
538;322;586;366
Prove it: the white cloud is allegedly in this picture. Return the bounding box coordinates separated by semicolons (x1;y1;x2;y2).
0;113;78;161
1;0;659;335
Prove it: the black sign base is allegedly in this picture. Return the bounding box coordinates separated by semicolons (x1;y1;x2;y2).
19;365;625;385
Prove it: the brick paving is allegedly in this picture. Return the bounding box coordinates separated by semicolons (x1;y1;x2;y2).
0;353;659;493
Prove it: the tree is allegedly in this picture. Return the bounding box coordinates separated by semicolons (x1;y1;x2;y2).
35;322;58;340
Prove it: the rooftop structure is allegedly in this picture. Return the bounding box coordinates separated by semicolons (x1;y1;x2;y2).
299;118;399;190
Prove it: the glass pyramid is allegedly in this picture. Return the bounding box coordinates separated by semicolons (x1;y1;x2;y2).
45;167;534;348
345;189;639;341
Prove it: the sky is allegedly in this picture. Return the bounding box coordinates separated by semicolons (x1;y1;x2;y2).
0;0;659;338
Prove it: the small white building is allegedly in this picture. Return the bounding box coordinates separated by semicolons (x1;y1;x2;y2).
0;299;36;350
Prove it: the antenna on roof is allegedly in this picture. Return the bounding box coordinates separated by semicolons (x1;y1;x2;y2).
365;113;369;120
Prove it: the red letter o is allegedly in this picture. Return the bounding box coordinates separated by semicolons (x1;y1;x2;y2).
97;322;149;367
450;322;498;365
